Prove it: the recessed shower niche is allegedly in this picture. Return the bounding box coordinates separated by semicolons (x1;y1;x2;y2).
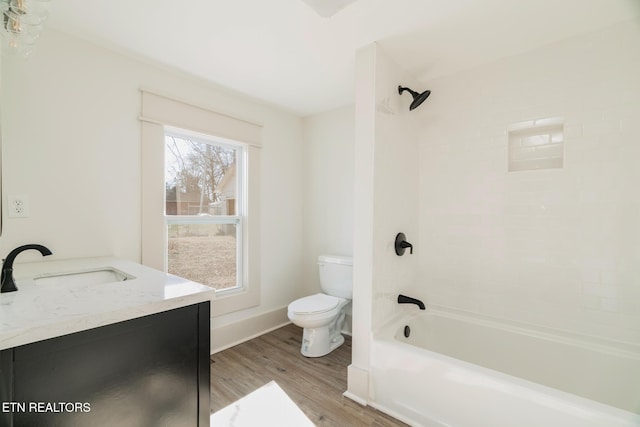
508;118;564;172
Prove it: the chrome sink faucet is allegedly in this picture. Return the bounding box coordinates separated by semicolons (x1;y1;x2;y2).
1;244;53;293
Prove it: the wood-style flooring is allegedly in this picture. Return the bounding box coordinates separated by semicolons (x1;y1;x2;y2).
210;323;408;426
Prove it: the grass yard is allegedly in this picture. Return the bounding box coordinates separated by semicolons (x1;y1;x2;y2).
167;233;236;290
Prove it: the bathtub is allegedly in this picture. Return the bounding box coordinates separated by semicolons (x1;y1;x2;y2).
370;308;640;427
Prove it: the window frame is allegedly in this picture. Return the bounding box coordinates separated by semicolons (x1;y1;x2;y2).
163;128;246;295
140;89;262;316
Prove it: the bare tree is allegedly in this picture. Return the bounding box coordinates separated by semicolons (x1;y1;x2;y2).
165;136;235;214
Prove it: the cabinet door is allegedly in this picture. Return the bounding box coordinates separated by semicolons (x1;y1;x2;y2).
10;303;209;427
0;349;13;426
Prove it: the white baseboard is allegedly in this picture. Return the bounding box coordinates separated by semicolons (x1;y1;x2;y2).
346;364;369;404
210;306;290;354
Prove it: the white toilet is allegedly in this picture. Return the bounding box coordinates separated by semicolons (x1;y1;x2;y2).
287;255;352;357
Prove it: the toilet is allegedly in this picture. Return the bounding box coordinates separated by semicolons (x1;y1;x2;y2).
287;255;352;357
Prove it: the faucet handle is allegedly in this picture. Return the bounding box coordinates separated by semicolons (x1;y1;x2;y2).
394;233;414;256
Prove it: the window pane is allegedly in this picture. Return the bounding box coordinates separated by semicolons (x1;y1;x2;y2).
167;223;237;290
165;135;237;216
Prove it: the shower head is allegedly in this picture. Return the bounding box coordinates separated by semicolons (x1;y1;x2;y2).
398;85;431;111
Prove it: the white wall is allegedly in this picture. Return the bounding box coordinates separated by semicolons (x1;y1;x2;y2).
417;19;640;344
301;106;354;296
1;30;304;333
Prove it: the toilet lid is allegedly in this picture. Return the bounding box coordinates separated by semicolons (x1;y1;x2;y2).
289;293;343;315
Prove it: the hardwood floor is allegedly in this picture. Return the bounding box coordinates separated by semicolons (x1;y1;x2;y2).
210;323;408;426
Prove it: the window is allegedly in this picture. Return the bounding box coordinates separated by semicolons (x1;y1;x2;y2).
164;129;244;293
508;118;564;172
140;89;262;315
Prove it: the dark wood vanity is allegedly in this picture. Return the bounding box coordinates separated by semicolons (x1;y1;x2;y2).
0;302;210;426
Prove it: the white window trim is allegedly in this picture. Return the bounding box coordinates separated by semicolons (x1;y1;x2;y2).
140;89;261;316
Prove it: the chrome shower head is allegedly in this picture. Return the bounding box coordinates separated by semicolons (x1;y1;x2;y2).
398;85;431;111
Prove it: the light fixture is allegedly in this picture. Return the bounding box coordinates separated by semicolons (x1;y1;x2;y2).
0;0;50;57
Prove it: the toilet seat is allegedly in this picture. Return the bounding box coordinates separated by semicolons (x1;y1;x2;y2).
288;293;344;315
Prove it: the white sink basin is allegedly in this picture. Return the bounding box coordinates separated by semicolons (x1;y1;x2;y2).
34;268;135;286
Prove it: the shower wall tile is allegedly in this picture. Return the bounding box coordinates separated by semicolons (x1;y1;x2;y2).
416;19;640;345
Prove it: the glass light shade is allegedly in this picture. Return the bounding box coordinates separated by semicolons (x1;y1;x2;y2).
0;0;49;57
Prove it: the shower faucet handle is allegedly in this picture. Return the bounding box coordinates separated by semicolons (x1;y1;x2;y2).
400;240;413;254
395;233;413;256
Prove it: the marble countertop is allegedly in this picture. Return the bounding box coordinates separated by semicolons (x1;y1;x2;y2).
0;257;215;350
210;381;314;427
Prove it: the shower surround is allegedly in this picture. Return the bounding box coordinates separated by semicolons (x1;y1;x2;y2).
417;19;640;345
349;17;640;423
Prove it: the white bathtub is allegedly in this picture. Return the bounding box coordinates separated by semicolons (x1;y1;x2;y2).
370;308;640;427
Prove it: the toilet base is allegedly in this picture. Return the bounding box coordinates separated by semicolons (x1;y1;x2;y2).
297;309;346;357
301;326;345;357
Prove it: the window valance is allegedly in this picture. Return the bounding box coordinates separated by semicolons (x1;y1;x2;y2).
139;89;262;147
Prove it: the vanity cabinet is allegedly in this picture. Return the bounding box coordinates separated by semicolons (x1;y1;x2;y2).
0;302;210;427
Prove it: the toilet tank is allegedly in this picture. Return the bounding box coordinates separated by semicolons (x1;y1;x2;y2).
318;255;353;299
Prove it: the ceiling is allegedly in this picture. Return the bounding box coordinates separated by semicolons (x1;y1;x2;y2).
45;0;640;116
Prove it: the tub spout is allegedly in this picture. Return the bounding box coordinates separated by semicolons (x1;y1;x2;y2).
397;294;425;310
